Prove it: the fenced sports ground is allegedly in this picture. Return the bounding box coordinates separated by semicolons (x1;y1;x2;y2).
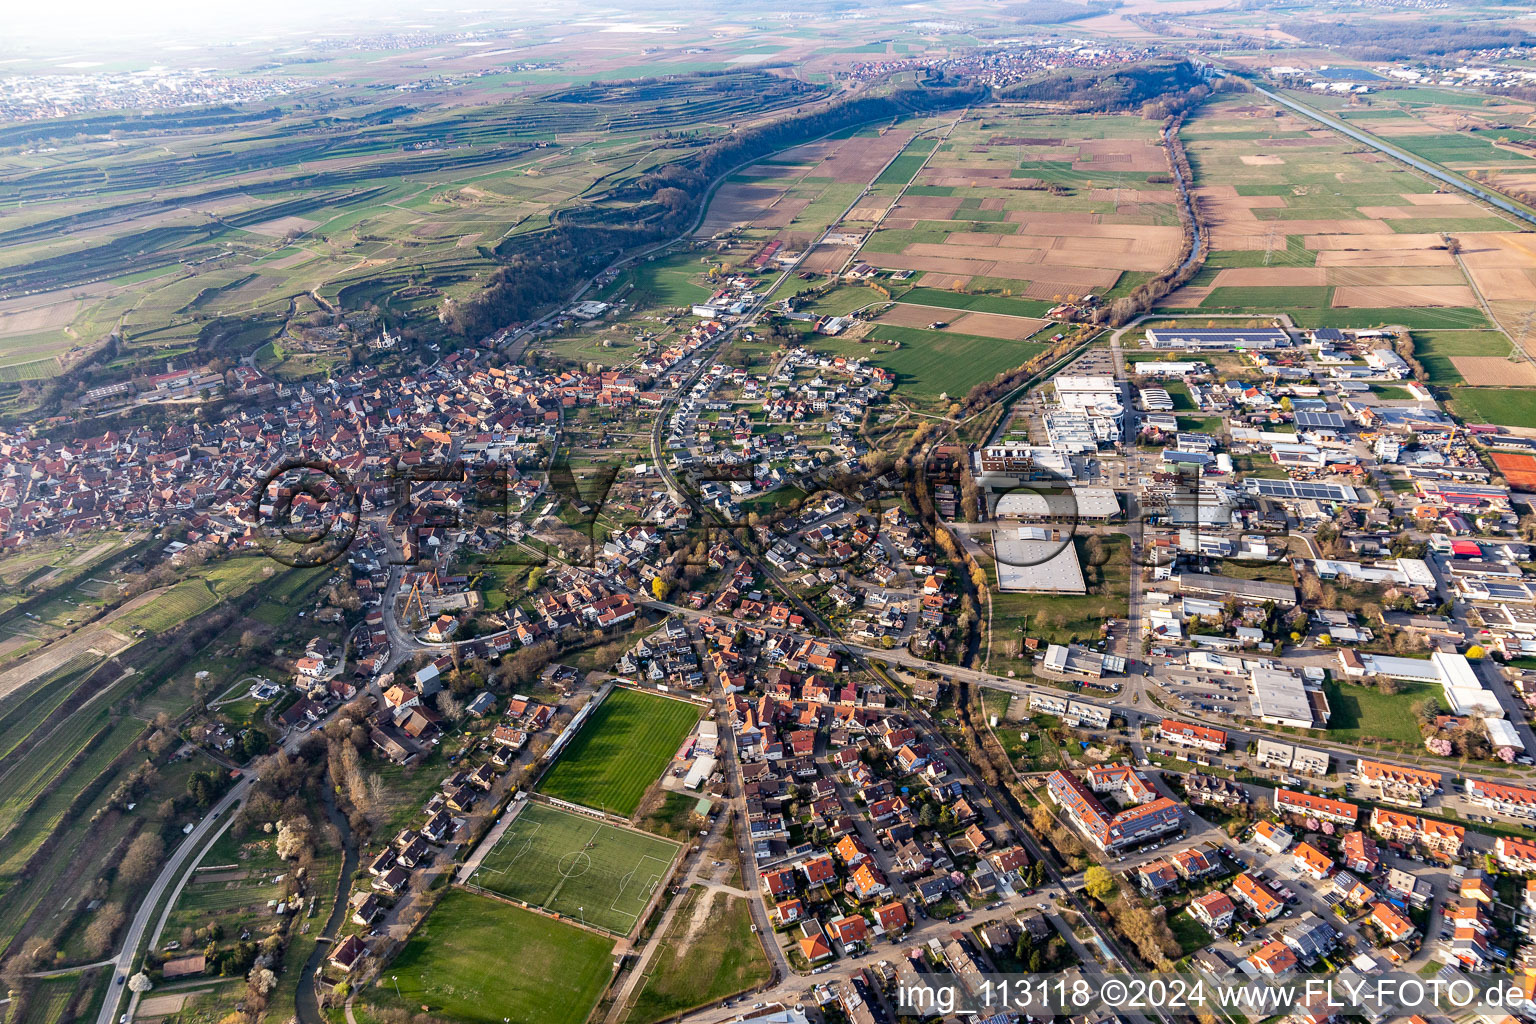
467;801;679;935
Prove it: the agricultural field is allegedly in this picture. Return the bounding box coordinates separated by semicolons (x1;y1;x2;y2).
1454;231;1536;347
0;531;140;650
853;324;1048;399
854;110;1184;300
1166;96;1518;332
611;250;720;310
0;548;353;970
1449;387;1536;429
0;67;831;402
470;801;679;936
536;688;702;817
0;642;223;966
1402;327;1536;425
698;125;929;248
115;557;280;635
1410;329;1513;385
1327;88;1536;202
367;888;615;1024
161;826;290;950
7;968;109;1024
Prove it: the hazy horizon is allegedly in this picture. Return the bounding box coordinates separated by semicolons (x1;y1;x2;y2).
1;0;629;53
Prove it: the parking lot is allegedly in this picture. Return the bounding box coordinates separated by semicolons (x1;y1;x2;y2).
1157;666;1253;716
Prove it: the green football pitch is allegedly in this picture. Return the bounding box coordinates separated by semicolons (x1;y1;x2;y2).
537;686;702;816
471;801;680;935
379;888;614;1024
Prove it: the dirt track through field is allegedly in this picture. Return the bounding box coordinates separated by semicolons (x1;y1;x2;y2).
0;589;158;701
680;887;717;947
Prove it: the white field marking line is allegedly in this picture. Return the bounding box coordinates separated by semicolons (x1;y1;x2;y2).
546;822;608;907
607;853;674;923
475;818;543;881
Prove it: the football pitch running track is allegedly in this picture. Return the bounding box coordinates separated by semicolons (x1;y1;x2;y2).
469;801;679;935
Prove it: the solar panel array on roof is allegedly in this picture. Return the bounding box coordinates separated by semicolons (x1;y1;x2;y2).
1294;411;1346;430
1245;478;1358;502
1481;582;1534;601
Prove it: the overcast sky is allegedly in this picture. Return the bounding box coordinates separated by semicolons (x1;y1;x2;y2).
5;1;520;50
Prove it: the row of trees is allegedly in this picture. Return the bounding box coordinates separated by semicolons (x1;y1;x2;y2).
1094;114;1205;328
441;80;985;342
1285;20;1534;61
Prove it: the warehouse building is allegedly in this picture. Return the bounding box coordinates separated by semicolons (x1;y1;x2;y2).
1176;573;1298;607
1249;666;1326;729
1144;327;1289;350
993;530;1087;594
993;486;1121;523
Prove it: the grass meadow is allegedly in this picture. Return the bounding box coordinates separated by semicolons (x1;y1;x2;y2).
374;889;614;1024
536;688;701;817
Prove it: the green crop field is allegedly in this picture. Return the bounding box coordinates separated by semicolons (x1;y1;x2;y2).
807;286;886;316
862;325;1048;399
874;138;938;186
1449;387;1536;429
116;557;276;634
1281;307;1491;331
1382;131;1535;166
0;357;62;381
894;288;1055;318
376;889;614;1024
1411;330;1509;386
537;687;701;816
626;253;715;308
15;971;100;1024
1410;330;1508;356
1199;286;1334;309
472;801;679;935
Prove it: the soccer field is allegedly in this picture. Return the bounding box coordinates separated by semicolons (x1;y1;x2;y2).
379;888;614;1024
472;802;680;935
537;687;702;816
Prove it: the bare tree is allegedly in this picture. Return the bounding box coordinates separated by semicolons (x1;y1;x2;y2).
119;832;165;887
83;903;126;956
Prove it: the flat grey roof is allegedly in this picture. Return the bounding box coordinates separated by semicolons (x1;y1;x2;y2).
1250;667;1313;726
1145;327;1288;348
993;534;1087;594
1176;572;1297;604
993;487;1120;520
